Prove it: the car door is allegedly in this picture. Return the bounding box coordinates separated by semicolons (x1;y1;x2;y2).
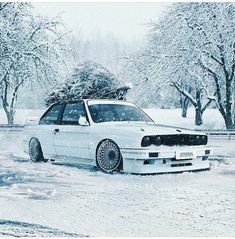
53;102;91;164
38;103;64;157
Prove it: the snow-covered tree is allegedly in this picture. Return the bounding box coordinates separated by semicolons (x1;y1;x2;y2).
118;47;172;108
146;3;235;128
0;3;68;124
45;61;131;106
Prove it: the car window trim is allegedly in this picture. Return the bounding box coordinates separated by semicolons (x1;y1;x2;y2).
57;103;66;125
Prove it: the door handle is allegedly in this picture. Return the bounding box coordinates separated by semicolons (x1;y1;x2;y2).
54;128;59;133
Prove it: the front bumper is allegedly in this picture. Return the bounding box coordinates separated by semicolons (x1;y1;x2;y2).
120;146;211;174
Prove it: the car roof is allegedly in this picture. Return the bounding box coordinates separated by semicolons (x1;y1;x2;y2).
84;99;135;106
51;99;134;105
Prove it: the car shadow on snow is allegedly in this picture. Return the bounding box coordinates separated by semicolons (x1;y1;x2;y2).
51;162;99;173
51;162;212;177
209;155;231;164
0;219;87;237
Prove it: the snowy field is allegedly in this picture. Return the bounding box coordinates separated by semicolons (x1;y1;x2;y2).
0;108;234;236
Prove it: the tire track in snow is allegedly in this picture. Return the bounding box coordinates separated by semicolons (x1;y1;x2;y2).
0;219;87;237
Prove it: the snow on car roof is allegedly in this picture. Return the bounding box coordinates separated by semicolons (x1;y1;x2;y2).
85;99;135;106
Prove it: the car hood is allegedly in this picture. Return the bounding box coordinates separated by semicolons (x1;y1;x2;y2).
96;121;204;136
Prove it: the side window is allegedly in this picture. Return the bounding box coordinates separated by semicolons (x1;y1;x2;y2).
40;104;63;125
62;103;87;125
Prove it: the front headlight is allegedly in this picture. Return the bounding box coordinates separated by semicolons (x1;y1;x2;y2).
141;136;151;147
201;135;208;145
195;135;201;145
152;136;162;146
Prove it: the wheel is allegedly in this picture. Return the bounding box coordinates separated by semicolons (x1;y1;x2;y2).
29;138;44;162
96;139;122;173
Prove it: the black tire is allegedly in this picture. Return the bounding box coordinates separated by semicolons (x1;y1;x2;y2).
29;138;45;162
96;139;122;173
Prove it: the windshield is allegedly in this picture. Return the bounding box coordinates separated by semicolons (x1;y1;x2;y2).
88;103;153;123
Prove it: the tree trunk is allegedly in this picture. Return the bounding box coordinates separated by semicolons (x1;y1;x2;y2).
224;78;234;129
225;115;234;129
181;97;190;118
195;90;203;126
195;107;203;126
234;112;235;130
179;87;192;118
6;111;14;125
1;98;16;126
182;107;187;118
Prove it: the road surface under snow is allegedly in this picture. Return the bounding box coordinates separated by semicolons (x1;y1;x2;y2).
0;131;235;236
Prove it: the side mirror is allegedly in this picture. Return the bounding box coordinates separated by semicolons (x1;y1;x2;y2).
78;116;89;126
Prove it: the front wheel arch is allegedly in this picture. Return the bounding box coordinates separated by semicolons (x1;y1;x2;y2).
95;139;123;173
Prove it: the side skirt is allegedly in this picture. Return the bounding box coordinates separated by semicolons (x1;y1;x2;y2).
45;154;94;165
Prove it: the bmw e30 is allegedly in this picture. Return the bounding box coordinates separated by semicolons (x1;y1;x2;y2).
24;99;211;174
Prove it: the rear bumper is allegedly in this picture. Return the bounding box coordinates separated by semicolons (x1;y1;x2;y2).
120;146;211;174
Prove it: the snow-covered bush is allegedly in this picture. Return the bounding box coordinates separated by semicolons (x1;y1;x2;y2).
45;61;131;106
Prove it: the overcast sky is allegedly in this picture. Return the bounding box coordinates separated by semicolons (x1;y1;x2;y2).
33;2;170;44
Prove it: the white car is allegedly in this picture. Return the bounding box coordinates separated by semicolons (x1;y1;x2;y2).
24;99;211;174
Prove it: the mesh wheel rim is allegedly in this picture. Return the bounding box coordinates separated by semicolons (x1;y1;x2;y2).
29;138;40;162
97;140;121;172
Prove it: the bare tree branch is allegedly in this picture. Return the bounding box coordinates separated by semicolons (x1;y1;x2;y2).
171;81;197;106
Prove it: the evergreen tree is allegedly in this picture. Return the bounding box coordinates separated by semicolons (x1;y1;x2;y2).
45;61;131;106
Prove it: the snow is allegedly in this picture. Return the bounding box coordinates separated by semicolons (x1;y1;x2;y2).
0;109;44;125
0;111;234;236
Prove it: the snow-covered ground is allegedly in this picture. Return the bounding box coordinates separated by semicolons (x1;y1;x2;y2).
0;107;226;129
0;129;235;236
